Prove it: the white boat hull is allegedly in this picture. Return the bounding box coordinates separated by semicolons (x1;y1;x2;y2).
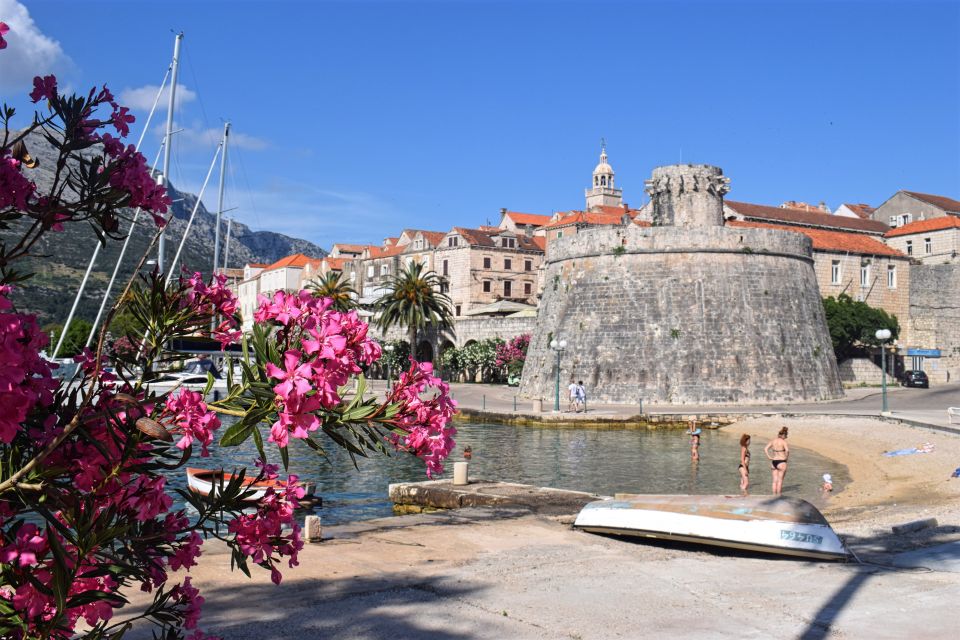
186;468;316;503
574;494;849;561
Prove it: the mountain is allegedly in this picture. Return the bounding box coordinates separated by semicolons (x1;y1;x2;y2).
3;129;326;326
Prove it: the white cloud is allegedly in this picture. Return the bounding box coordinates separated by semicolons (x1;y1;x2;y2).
0;0;71;91
119;83;197;112
151;122;268;152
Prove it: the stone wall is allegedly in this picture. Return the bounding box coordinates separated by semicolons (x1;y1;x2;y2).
518;165;843;405
908;263;960;383
837;357;887;386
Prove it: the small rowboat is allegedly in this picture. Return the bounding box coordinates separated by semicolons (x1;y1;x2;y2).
186;467;316;503
574;494;849;561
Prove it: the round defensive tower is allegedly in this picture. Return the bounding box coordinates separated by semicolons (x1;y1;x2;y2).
519;164;843;405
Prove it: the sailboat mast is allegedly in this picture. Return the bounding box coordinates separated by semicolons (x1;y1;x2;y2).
157;32;183;274
213;121;230;275
223;218;232;270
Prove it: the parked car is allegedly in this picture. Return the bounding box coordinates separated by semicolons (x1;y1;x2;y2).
899;370;929;388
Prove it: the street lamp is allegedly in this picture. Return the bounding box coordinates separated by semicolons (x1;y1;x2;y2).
384;343;394;389
876;328;892;414
549;338;568;412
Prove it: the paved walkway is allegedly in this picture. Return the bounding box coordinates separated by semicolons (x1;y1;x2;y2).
368;379;960;431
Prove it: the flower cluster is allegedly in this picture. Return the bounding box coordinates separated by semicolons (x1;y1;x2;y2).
0;286;57;443
0;150;36;211
386;359;457;477
184;271;242;348
163;389;221;456
257;290;382;447
227;463;304;585
494;333;530;368
100;131;171;221
0;21;9;49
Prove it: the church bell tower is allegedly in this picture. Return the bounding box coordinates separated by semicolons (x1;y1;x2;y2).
585;141;623;211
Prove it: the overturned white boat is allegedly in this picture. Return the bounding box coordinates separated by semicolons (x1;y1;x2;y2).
574;494;849;561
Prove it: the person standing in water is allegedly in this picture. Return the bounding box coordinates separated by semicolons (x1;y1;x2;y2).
764;427;790;495
688;421;701;461
738;434;751;494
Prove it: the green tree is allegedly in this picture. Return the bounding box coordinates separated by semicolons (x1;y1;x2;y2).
43;318;93;358
375;261;454;355
308;271;358;311
822;294;900;361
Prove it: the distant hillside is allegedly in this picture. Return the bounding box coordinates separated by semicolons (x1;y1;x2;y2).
3;129;326;325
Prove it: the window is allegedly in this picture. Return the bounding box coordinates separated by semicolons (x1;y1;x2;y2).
414;239;422;249
503;280;512;297
442;260;448;276
482;280;491;293
500;237;516;249
380;264;389;276
440;281;449;294
887;265;896;289
556;231;564;239
455;304;461;316
524;259;532;272
447;236;459;247
524;282;532;295
860;264;870;287
366;265;374;278
925;237;932;254
906;241;913;256
483;256;491;269
504;258;512;270
831;260;840;285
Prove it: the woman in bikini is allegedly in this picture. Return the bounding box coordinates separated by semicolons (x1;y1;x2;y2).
688;421;701;462
738;434;751;494
764;427;789;495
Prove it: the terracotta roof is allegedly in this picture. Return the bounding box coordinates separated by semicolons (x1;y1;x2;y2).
383;237;399;247
322;256;348;271
505;211;552;227
726;220;906;258
369;244;405;258
725;200;889;234
903;191;960;214
262;253;313;271
543;209;633;230
531;236;546;251
446;227;543;252
331;243;368;254
246;262;268;268
885;215;960;238
418;231;447;246
478;225;501;232
840;203;875;219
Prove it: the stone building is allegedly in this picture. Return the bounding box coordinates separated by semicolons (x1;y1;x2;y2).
434;226;545;318
884;216;960;264
873;190;960;228
835;203;876;220
907;265;960;383
497;210;552;235
519;164;843;405
723;200;889;236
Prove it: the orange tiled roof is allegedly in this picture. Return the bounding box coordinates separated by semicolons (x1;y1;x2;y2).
247;262;268;268
447;227;543;251
531;236;546;251
505;211;552;227
418;231;447;246
726;200;889;234
840;203;876;219
322;256;348;271
727;220;906;258
903;191;960;214
331;243;368;254
543;209;634;230
885;215;960;238
263;253;313;271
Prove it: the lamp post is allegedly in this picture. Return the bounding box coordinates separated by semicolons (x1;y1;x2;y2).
876;328;892;414
384;343;394;390
549;338;568;412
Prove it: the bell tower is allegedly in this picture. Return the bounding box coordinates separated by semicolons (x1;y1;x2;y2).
585;140;623;211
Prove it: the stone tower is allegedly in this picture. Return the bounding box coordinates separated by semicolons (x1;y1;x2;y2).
585;143;623;211
520;164;843;405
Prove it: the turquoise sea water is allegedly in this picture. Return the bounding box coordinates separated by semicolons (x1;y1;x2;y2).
164;421;848;525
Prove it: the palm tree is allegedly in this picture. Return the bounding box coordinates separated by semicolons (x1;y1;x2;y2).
375;262;454;358
308;271;358;312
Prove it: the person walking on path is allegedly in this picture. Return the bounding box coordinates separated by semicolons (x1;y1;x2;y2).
567;378;578;413
688;421;701;462
738;434;751;494
575;380;586;413
764;427;790;495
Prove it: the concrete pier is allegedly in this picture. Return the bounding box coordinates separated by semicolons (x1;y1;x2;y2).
389;479;602;515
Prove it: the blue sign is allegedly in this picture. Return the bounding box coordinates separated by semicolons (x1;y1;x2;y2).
907;348;941;357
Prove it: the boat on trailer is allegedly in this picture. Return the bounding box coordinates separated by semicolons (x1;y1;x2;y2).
186;467;317;504
574;494;849;561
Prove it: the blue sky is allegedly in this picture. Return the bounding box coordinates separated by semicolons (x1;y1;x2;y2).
2;0;958;248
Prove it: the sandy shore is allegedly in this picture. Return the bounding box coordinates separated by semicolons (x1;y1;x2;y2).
730;415;960;552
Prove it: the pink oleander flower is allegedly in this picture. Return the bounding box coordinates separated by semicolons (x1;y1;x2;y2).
0;151;36;211
171;577;204;630
107;143;170;215
29;74;57;103
111;105;135;137
0;523;48;567
164;389;221;456
386;359;457;478
169;531;204;572
0;21;9;49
